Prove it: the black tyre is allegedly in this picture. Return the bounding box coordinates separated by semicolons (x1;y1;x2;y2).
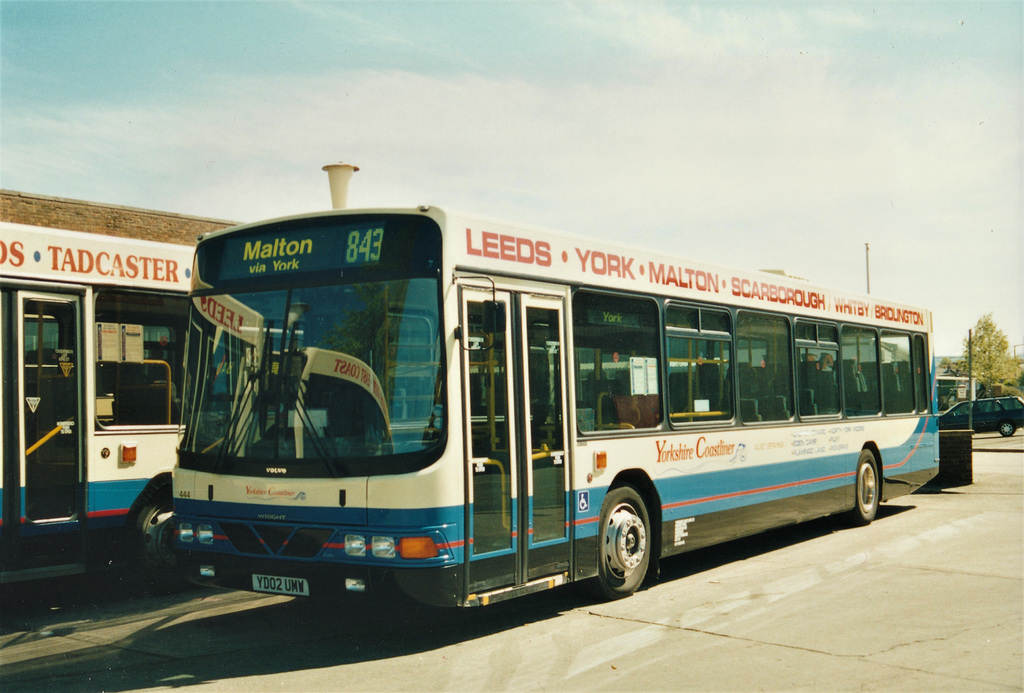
998;421;1016;437
847;450;880;527
137;489;177;571
594;485;650;600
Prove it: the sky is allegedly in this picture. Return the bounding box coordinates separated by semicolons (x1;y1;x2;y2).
2;0;1021;357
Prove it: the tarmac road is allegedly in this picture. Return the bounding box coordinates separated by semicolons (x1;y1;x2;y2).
1;447;1021;692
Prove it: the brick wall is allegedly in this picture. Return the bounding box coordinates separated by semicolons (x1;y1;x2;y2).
1;189;236;246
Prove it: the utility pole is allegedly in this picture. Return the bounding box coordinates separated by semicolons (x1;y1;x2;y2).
968;329;974;432
865;243;871;294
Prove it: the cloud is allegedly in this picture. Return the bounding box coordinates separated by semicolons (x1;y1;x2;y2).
1;9;1019;355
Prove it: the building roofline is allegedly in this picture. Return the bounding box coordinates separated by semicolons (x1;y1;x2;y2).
0;189;236;226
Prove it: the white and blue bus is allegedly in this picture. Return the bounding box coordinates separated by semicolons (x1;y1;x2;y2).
174;207;937;605
1;222;193;583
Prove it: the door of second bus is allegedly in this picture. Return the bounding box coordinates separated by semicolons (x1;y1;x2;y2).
0;290;87;579
460;287;571;597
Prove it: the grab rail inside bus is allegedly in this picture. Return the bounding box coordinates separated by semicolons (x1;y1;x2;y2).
25;419;72;457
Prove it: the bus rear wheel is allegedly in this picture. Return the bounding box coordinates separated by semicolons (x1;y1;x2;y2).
594;486;650;600
847;450;880;527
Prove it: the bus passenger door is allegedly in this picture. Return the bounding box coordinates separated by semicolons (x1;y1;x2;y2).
461;288;517;594
460;288;571;597
518;295;570;580
1;291;87;577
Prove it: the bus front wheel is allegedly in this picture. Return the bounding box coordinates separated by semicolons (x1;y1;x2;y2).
847;450;880;527
137;490;176;570
594;485;650;600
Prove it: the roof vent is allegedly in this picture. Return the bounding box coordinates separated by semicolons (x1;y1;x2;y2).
322;162;359;209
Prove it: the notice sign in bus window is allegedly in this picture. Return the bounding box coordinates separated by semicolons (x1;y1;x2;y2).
97;322;120;362
219;224;386;282
97;322;145;362
121;324;145;362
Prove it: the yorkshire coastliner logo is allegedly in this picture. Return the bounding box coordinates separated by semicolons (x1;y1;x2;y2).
245;485;307;502
655;437;740;463
655;439;747;474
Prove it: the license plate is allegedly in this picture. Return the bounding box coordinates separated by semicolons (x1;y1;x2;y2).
252;573;309;597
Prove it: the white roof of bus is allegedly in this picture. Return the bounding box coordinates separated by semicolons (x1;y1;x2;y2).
441;208;932;334
195;205;932;333
0;221;193;292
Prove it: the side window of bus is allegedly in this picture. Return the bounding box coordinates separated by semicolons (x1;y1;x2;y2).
841;326;881;417
794;321;840;417
665;304;733;425
912;334;930;412
736;312;793;423
95;291;189;427
881;332;914;414
572;291;661;432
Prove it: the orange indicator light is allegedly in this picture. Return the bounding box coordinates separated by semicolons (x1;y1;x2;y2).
398;536;438;559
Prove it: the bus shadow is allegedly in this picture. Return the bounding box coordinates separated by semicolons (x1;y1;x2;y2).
0;576;590;691
0;567;197;627
2;508;917;691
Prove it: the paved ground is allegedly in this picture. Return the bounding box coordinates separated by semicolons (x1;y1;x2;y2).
1;446;1021;692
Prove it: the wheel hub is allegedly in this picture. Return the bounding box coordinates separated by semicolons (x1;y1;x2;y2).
860;465;877;508
605;504;647;575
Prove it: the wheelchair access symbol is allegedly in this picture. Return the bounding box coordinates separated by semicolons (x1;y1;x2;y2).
577;490;590;513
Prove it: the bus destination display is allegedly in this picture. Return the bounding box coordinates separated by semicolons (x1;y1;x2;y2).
218;223;385;281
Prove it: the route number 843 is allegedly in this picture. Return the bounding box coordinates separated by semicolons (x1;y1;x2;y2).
346;227;384;264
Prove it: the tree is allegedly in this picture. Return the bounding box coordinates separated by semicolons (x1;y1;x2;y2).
961;313;1022;396
938;356;966;376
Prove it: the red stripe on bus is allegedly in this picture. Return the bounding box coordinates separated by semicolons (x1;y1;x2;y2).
886;427;928;470
662;471;855;512
88;509;129;519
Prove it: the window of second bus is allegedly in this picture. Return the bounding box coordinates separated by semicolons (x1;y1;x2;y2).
666;304;733;425
572;291;661;433
841;326;881;417
736;312;793;423
795;321;840;417
95;291;189;427
881;332;915;415
912;333;930;413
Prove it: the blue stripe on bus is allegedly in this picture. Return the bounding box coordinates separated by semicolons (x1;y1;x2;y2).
574;418;938;537
88;478;149;522
0;479;158;535
175;419;937;561
657;421;936;519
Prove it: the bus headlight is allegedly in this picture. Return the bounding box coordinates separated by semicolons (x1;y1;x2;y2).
197;524;214;544
178;522;194;543
371;536;396;558
345;534;366;556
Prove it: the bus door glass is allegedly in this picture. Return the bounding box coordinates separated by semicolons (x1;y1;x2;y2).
461;287;570;595
519;295;570;580
462;288;517;593
7;293;86;567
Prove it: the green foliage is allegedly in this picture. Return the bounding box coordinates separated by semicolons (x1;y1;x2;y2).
961;313;1022;395
938;356;967;376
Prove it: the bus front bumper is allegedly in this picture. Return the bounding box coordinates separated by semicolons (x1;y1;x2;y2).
177;550;463;607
